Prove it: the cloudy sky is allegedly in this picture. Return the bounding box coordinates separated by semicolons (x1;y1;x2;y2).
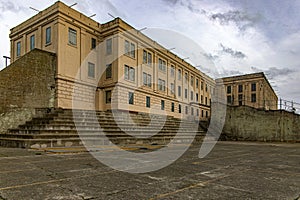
0;0;299;106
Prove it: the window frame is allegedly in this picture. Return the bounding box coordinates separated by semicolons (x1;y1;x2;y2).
68;28;77;46
30;35;35;50
88;62;95;78
16;41;21;57
46;27;51;45
128;92;134;105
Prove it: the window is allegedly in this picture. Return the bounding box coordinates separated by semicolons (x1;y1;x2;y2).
185;89;188;99
170;83;175;94
161;100;165;110
205;84;208;92
124;40;135;58
227;95;232;104
143;73;152;87
196;79;199;88
206;111;208;118
106;90;111;104
16;42;21;57
191;91;194;101
238;84;243;93
202;110;204;117
238;94;243;101
191;108;194;116
179;104;182;113
251;83;256;91
185;106;188;114
129;92;134;105
68;28;77;45
178;69;181;80
30;35;35;50
196;109;199;116
146;96;150;108
185;73;188;83
171;102;175;112
106;64;112;79
205;97;208;105
170;65;175;77
191;76;194;86
106;38;112;54
143;50;152;65
88;62;95;78
178;86;181;97
251;93;256;102
158;79;166;91
201;95;203;104
227;85;232;94
158;58;166;72
46;27;51;44
91;38;97;49
124;65;135;82
201;81;204;90
196;93;199;102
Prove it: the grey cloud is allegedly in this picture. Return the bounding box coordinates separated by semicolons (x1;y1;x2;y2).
220;43;247;59
210;10;261;31
202;52;219;61
0;1;25;13
217;69;243;78
251;66;296;79
163;0;207;15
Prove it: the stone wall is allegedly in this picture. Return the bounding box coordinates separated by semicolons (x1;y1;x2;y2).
0;49;56;133
222;106;300;142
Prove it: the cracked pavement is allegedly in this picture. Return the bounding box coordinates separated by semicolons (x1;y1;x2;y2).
0;141;299;199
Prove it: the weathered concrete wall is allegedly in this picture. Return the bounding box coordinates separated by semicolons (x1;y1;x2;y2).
0;49;56;133
222;106;300;142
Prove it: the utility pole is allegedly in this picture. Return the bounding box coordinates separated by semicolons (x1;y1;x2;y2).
3;56;10;67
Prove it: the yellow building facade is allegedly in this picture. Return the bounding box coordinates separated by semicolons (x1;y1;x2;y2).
9;1;214;120
216;72;278;110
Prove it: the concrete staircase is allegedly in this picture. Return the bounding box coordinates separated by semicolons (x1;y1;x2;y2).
0;109;207;149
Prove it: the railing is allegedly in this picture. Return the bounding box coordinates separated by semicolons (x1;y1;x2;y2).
279;98;300;113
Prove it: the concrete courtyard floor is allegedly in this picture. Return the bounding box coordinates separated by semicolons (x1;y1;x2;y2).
0;141;299;200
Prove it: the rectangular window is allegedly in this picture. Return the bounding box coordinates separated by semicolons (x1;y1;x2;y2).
238;94;243;101
178;69;181;80
148;52;152;65
178;86;181;97
205;97;208;105
179;104;182;113
92;38;97;49
191;76;194;86
196;79;199;88
205;84;208;92
128;92;134;105
201;81;204;90
196;93;199;102
202;110;204;117
185;73;188;83
143;72;147;86
238;84;243;93
185;106;188;114
124;65;135;82
88;62;95;78
227;85;232;94
158;79;165;91
196;109;199;116
206;111;208;118
170;83;175;94
130;43;135;58
147;74;151;87
143;50;147;64
124;40;130;55
185;89;188;99
106;64;112;79
106;38;112;54
227;95;232;104
161;100;165;110
68;28;77;45
191;108;194;116
30;35;35;50
158;58;166;72
171;102;175;112
46;27;51;44
201;95;203;104
171;65;175;77
191;91;194;101
251;83;256;91
16;42;21;57
106;90;111;104
251;93;256;102
146;96;151;108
